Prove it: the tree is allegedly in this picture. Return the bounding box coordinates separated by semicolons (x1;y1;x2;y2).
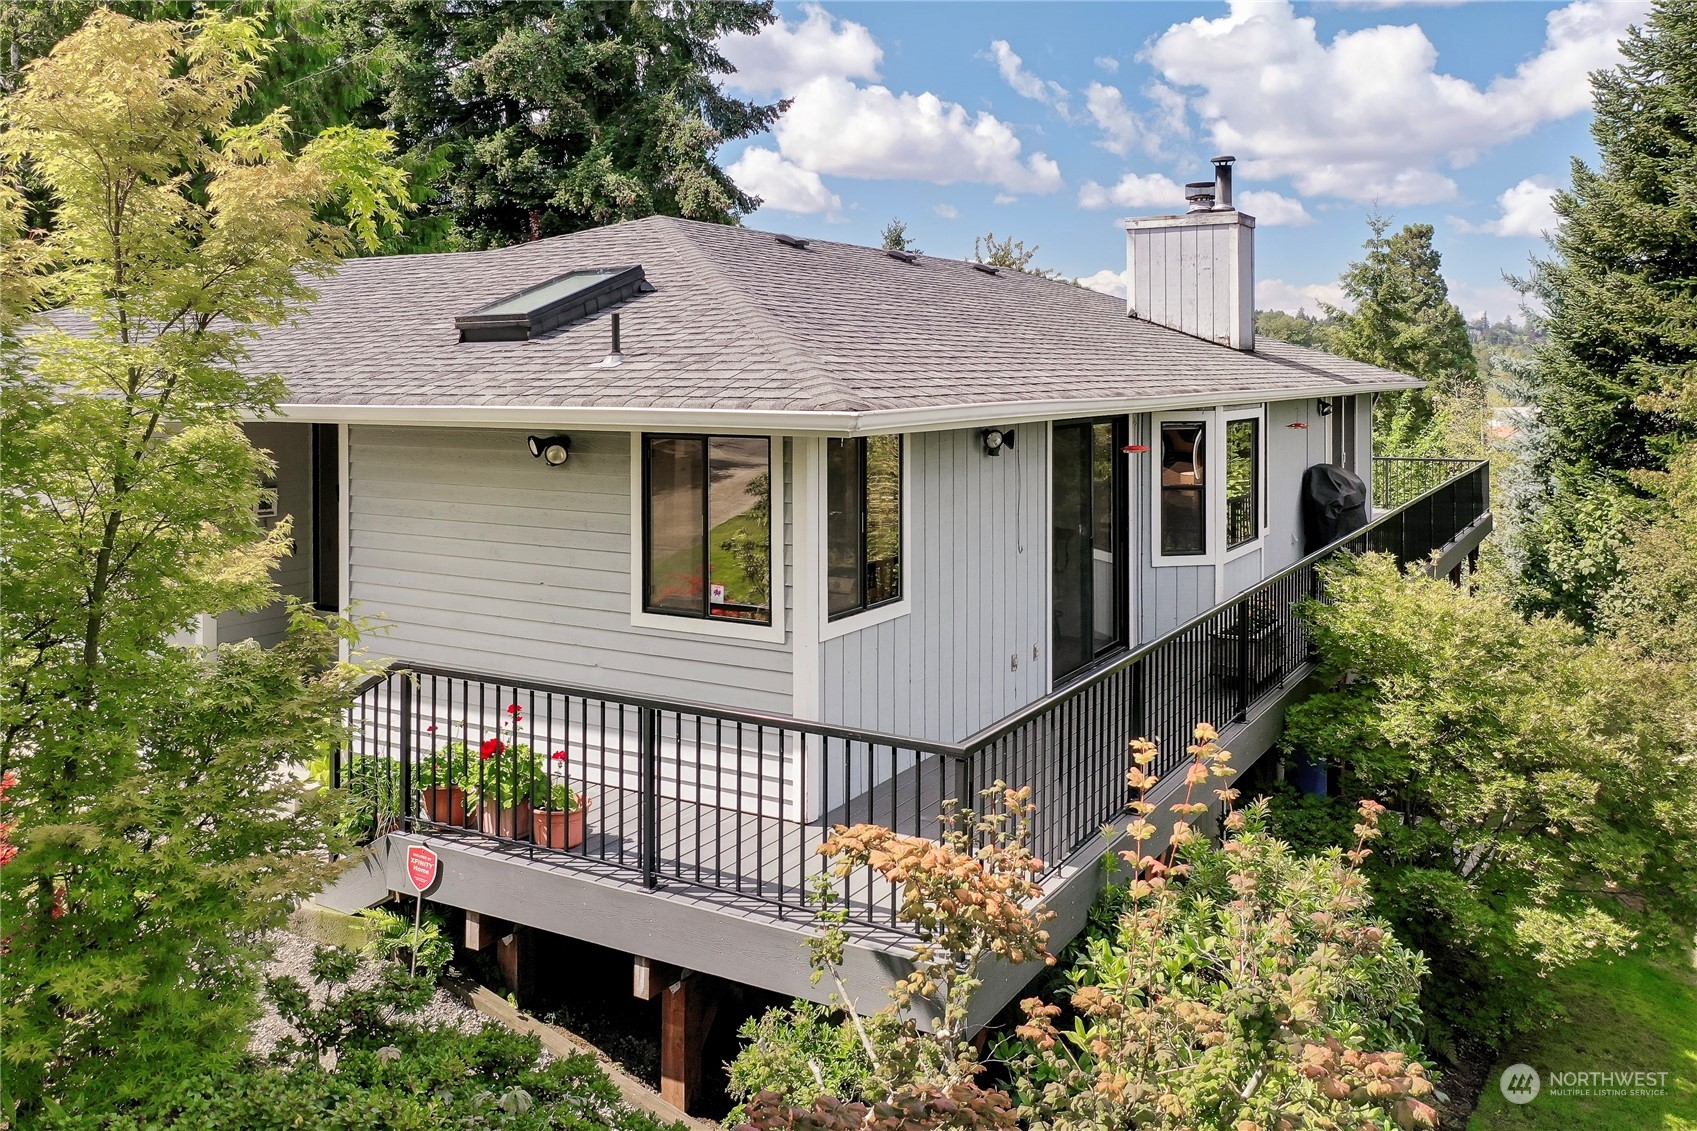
972;231;1058;278
1279;555;1697;1053
1255;308;1335;350
881;216;922;254
337;0;784;248
1521;0;1697;482
1325;215;1478;452
0;9;404;1113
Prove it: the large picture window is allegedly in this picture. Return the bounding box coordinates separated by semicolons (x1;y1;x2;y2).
827;435;902;619
1225;417;1260;549
643;435;772;624
1159;421;1207;556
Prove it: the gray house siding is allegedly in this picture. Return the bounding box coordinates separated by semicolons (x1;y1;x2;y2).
819;427;1048;744
213;421;314;648
347;426;793;715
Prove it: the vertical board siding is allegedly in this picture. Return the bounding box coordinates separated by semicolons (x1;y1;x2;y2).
820;427;1047;743
348;426;792;715
214;422;314;647
1132;413;1213;640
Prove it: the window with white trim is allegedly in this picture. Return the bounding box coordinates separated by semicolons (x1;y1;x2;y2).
1225;416;1260;550
642;434;772;624
1159;420;1207;556
826;435;902;619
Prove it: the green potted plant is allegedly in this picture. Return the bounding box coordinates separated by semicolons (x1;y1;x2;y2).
471;703;533;839
420;739;473;828
530;750;589;849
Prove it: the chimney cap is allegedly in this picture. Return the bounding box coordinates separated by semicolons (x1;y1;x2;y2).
1211;154;1236;166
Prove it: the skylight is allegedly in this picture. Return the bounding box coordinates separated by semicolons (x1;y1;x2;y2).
456;265;649;342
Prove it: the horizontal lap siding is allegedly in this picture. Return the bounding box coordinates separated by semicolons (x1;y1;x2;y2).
821;428;1048;743
349;426;792;714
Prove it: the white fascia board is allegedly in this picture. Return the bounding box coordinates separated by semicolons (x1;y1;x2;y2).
264;380;1418;437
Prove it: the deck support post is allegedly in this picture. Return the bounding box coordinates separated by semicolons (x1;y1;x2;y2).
496;926;535;1001
633;955;677;1001
464;910;509;952
660;970;719;1112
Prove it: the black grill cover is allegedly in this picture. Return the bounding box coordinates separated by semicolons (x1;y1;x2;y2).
1302;464;1369;553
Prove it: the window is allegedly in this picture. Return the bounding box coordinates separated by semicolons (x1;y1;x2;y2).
827;435;902;619
1225;417;1260;549
643;435;772;624
1159;421;1206;556
311;424;340;612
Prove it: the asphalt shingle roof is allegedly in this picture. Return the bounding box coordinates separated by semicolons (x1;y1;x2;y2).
63;215;1423;423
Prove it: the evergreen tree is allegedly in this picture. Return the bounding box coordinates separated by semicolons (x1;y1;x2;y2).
339;0;785;248
1524;0;1697;481
1254;308;1335;350
972;230;1058;277
1325;215;1478;451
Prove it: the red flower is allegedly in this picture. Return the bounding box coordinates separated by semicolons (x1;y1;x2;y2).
480;738;505;758
426;725;436;734
505;703;522;722
550;750;567;762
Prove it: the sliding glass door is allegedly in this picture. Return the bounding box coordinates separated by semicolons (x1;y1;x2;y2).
1052;418;1128;682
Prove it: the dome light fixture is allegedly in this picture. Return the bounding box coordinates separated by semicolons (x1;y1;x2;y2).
526;434;572;466
981;427;1016;457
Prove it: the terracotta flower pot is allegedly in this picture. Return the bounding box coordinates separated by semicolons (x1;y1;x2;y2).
477;799;533;840
532;797;591;850
420;785;470;828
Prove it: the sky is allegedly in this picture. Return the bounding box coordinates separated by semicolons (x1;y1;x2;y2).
713;0;1652;325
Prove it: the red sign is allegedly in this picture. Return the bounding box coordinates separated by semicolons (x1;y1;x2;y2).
405;845;439;892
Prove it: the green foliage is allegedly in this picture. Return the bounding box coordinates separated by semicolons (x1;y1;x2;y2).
1004;731;1436;1131
880;218;921;254
336;0;784;249
972;232;1058;278
360;905;455;981
725;1001;881;1126
1282;554;1697;1052
1595;442;1697;662
0;11;403;1115
37;945;680;1131
1324;214;1478;454
1255;308;1336;349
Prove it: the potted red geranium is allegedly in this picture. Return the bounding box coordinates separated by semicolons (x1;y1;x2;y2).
471;703;533;839
531;749;589;849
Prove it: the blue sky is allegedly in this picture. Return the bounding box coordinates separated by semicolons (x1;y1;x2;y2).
716;1;1650;323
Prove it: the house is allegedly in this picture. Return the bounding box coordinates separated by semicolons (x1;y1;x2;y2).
206;158;1490;1109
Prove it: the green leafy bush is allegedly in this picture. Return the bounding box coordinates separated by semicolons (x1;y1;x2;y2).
359;905;455;981
725;1001;880;1126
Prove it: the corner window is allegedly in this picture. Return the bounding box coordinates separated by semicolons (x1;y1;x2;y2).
643;435;772;624
1159;422;1207;556
827;435;902;619
1226;417;1260;549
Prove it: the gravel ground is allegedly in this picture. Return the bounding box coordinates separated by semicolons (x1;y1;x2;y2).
248;929;489;1057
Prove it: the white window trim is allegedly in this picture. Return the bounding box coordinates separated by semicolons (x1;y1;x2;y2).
1150;405;1267;568
816;434;913;643
628;432;787;644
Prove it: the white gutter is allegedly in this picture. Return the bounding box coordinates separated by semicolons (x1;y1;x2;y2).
267;379;1419;436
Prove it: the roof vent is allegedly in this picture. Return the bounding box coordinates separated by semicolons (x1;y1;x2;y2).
456;265;648;343
886;249;919;264
1184;182;1216;213
774;233;810;249
970;262;999;276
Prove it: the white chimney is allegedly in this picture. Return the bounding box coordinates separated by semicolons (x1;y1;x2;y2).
1122;155;1255;351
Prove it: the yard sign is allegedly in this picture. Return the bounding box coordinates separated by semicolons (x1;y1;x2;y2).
404;845;439;979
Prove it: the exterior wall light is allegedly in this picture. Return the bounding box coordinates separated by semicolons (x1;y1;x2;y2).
527;434;572;466
1317;398;1335;416
981;427;1016;456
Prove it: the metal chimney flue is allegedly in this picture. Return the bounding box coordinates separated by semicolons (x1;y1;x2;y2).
1184;181;1216;213
1212;155;1236;210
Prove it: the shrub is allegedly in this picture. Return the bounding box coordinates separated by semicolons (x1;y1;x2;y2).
725;1001;880;1126
359;904;455;981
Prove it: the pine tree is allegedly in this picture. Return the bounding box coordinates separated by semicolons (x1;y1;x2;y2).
1526;0;1697;481
339;0;785;248
1325;215;1478;452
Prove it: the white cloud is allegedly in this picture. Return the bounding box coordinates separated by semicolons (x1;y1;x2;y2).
993;193;1018;205
1094;55;1120;73
934;203;959;220
1237;189;1314;226
1257;278;1349;315
773;76;1063;194
1084;83;1139;156
1078;172;1184;211
987;40;1070;113
719;3;881;95
727;148;843;215
1146;0;1646;205
1076;268;1127;299
1463;176;1561;237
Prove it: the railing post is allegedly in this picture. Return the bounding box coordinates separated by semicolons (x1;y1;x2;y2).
640;706;660;889
1235;599;1250;723
397;674;414;830
952;750;973;816
1131;656;1146;742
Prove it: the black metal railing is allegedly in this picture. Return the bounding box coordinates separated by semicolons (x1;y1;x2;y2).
340;459;1489;928
1372;456;1481;511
